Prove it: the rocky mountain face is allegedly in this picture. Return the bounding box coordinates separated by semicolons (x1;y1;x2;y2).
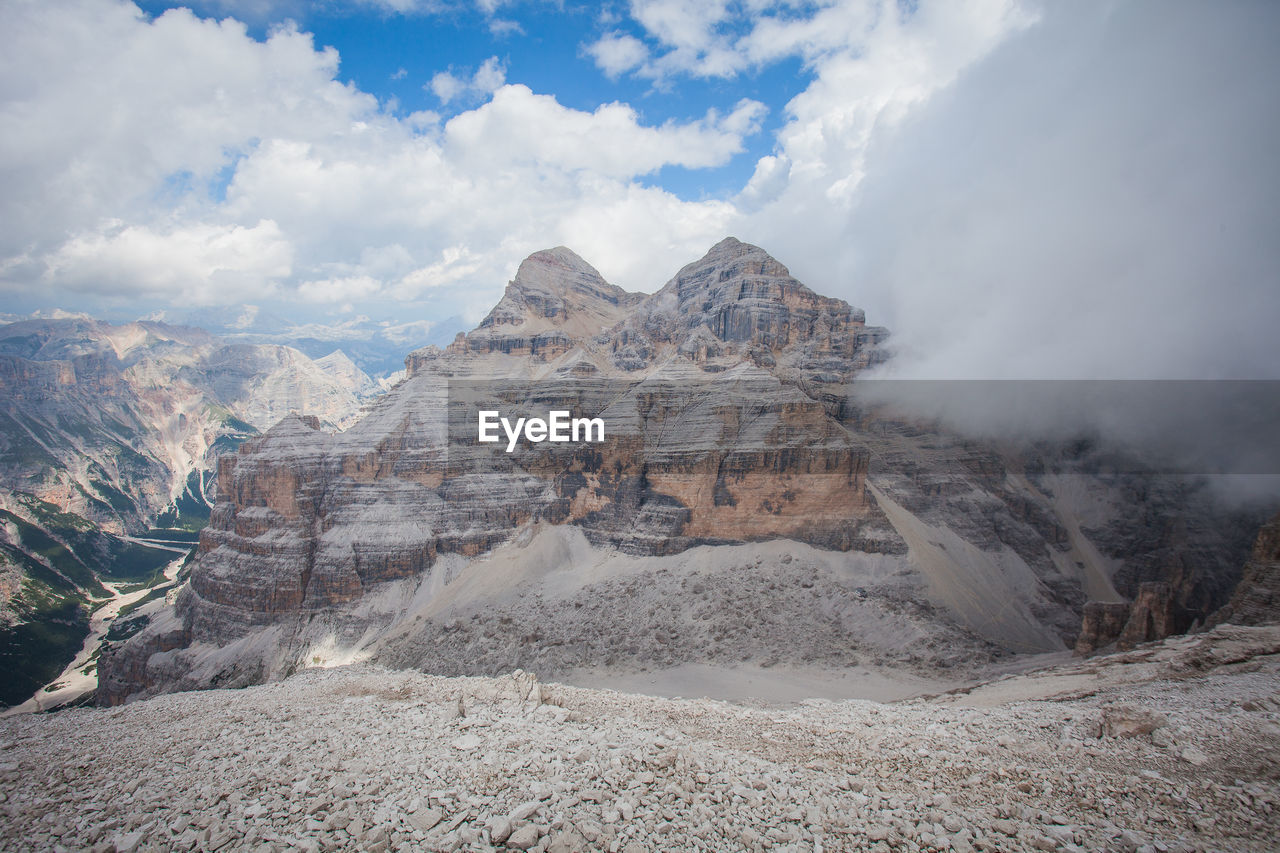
0;317;382;705
0;318;380;532
99;239;1265;705
1076;509;1280;655
1075;582;1178;655
1211;512;1280;627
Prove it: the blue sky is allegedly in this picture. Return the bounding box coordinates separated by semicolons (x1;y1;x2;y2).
1;1;1277;379
134;0;810;200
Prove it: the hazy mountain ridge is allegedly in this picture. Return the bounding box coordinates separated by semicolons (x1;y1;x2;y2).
178;305;468;378
0;317;381;530
98;239;1264;707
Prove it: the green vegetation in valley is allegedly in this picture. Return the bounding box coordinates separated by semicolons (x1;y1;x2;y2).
100;539;177;582
153;469;212;531
8;496;174;583
0;546;89;708
71;481;116;517
87;478;138;517
0;410;63;471
104;611;151;644
13;495;96;534
0;604;87;707
0;509;107;597
206;403;257;436
114;579;175;622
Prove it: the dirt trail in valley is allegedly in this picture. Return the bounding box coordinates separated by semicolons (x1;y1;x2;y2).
3;550;186;716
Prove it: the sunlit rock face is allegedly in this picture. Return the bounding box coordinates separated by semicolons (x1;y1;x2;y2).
0;318;380;535
99;239;1262;705
174;242;894;623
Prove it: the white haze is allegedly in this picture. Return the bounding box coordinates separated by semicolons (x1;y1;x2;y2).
818;3;1280;503
829;1;1280;381
0;1;1275;386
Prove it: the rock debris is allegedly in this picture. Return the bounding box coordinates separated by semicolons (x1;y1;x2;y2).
4;625;1279;852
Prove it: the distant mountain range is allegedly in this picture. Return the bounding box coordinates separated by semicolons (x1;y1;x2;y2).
174;306;467;378
0;316;388;705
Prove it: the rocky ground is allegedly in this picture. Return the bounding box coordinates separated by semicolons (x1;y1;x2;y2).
379;538;1005;684
2;625;1279;853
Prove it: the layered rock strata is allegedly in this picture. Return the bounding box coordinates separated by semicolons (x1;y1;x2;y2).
99;239;1264;704
1075;582;1181;655
1075;602;1133;655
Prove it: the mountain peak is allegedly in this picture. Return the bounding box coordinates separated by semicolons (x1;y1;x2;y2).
671;238;794;299
509;246;628;305
707;235;747;253
639;238;870;355
314;349;356;370
422;239;886;371
519;245;597;275
444;247;643;360
314;349;379;397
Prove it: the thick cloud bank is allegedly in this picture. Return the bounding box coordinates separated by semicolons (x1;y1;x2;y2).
838;2;1280;380
1;1;1276;386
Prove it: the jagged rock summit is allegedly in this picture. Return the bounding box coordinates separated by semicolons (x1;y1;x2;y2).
409;237;886;377
661;236;875;354
600;237;886;373
99;239;1258;706
482;246;640;330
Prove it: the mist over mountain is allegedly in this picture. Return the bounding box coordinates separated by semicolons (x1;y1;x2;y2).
96;240;1269;710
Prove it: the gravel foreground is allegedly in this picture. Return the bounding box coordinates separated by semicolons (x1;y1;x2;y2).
2;626;1278;853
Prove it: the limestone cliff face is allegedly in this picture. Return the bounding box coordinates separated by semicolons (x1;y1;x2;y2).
604;237;887;376
182;243;892;627
1074;582;1180;655
1211;512;1280;626
1073;510;1276;656
663;237;877;358
1075;602;1132;655
98;239;1264;704
0;318;380;534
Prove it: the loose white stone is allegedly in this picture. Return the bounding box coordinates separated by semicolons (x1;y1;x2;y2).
506;824;541;850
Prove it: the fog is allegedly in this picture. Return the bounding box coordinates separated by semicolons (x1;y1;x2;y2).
807;3;1280;506
838;2;1280;381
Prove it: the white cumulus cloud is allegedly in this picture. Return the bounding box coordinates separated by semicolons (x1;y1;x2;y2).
430;57;506;104
585;32;649;79
443;86;766;178
3;0;1275;386
0;1;771;311
45;219;292;304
